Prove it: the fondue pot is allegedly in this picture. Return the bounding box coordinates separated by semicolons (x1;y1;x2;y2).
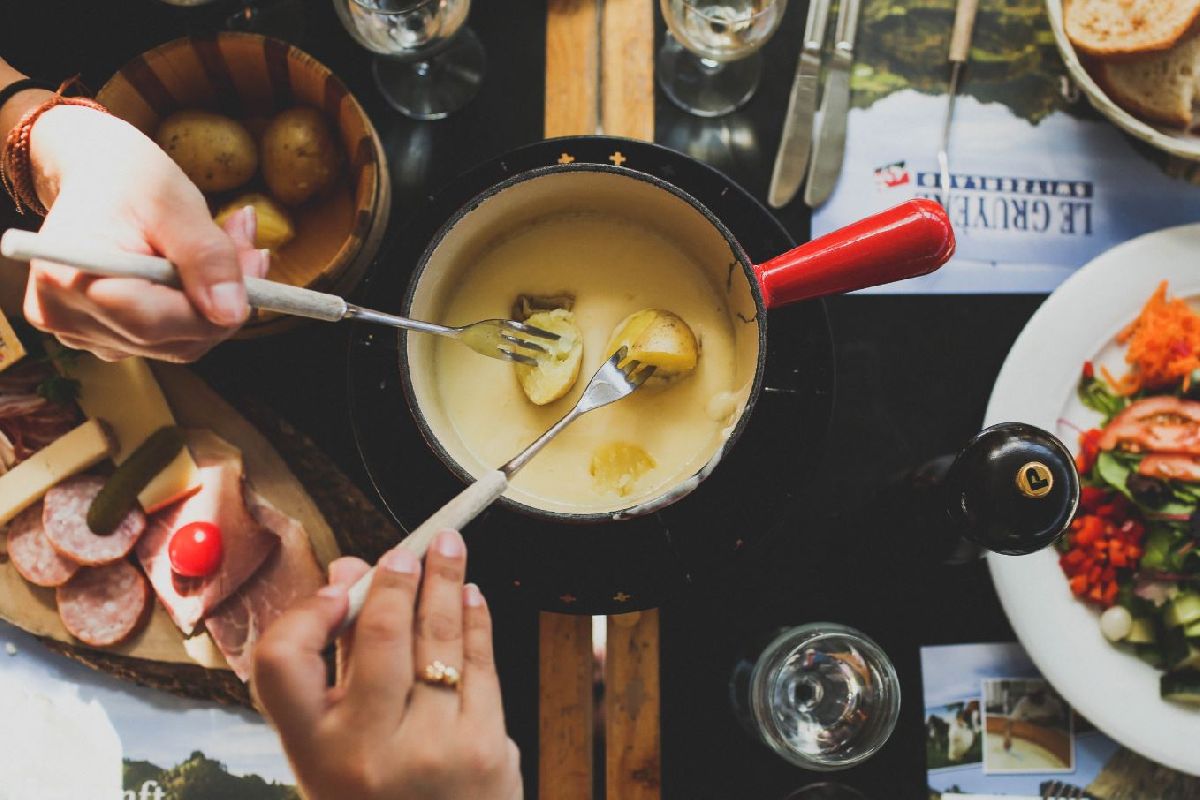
397;167;952;522
348;136;951;612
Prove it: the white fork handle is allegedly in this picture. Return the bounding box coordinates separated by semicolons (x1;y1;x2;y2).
1;228;348;322
340;470;509;634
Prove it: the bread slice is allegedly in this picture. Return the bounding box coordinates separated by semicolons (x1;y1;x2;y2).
1095;34;1200;127
1066;0;1200;56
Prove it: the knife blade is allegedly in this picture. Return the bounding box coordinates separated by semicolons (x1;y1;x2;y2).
804;0;862;208
767;0;833;209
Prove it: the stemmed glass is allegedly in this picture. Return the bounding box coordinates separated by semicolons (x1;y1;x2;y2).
658;0;787;117
333;0;485;120
730;623;900;774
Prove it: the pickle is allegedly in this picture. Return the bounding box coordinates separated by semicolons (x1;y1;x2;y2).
87;425;186;535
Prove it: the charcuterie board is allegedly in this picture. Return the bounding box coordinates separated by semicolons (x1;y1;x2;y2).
0;363;389;707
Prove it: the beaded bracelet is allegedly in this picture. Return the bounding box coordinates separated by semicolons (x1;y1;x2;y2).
0;78;108;216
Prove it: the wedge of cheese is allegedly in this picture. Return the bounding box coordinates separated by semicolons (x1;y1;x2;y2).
0;306;25;374
61;355;200;512
0;419;112;526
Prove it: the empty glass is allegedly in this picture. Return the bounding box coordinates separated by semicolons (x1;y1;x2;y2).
333;0;485;120
730;623;900;771
658;0;787;117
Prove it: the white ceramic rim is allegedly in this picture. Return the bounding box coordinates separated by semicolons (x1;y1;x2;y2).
985;223;1200;776
1045;0;1200;162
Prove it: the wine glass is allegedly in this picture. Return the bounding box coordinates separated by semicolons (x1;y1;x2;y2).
658;0;787;117
730;623;900;771
333;0;485;120
783;783;870;800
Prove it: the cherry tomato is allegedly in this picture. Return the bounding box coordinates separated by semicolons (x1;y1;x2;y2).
168;521;223;578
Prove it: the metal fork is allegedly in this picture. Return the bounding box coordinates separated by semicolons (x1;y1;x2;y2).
0;229;558;366
341;348;654;630
1041;780;1088;799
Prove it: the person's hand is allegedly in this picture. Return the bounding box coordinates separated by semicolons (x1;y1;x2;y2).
252;530;523;800
23;105;268;362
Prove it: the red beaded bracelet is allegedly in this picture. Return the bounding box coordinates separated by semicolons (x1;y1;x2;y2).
0;78;108;216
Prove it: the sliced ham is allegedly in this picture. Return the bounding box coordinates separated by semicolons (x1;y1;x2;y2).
137;432;279;636
205;491;324;681
1138;453;1200;482
1099;396;1200;454
6;502;78;588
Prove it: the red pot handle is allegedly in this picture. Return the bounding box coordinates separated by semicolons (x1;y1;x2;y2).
752;198;955;309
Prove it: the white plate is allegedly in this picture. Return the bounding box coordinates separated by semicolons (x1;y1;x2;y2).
986;223;1200;776
1046;0;1200;162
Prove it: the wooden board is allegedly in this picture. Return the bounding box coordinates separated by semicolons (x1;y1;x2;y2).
606;611;661;800
538;612;594;800
0;364;348;705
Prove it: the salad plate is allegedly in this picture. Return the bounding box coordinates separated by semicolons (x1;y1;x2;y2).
986;223;1200;777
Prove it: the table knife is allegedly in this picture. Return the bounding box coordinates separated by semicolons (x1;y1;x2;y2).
938;0;980;206
766;0;833;209
804;0;861;207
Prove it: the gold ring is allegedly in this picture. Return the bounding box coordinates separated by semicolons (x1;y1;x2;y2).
418;660;461;690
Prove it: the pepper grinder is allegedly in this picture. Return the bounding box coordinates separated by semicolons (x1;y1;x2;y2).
877;422;1079;563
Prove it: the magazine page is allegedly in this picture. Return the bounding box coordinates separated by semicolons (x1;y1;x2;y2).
0;621;298;800
809;0;1200;294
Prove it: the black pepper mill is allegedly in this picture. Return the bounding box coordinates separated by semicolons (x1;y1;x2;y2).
878;422;1080;563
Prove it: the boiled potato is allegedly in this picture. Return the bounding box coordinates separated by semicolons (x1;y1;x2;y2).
590;442;656;497
514;309;583;405
260;107;341;206
214;193;295;252
155;110;257;193
605;309;699;381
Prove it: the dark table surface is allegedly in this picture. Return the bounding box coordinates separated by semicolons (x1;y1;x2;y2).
0;1;1052;797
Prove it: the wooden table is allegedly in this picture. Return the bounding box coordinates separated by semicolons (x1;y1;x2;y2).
540;3;661;798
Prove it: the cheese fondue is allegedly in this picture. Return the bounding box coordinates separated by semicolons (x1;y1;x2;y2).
432;212;740;514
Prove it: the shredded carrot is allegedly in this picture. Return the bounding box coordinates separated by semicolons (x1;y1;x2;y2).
1107;281;1200;395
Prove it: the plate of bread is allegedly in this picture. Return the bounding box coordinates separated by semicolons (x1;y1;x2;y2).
1049;0;1200;160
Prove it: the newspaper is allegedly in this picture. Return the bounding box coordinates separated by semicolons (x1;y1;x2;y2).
810;0;1200;294
0;621;297;800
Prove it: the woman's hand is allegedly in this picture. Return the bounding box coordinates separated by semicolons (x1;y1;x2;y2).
252;530;523;800
23;105;267;362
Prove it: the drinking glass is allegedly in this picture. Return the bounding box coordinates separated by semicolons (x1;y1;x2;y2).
730;623;900;771
333;0;485;120
658;0;787;117
783;783;870;800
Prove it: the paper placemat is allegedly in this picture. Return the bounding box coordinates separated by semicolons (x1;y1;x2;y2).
811;0;1200;294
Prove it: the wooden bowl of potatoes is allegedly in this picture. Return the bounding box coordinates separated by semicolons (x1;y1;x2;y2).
97;32;391;336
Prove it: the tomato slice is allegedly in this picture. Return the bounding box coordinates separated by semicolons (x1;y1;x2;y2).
168;521;223;578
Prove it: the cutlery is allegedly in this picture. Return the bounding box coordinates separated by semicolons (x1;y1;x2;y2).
0;229;558;365
767;0;833;209
938;0;980;206
341;348;655;630
804;0;861;207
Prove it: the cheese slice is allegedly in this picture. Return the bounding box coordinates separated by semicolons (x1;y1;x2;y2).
0;419;112;526
61;355;200;512
0;306;25;374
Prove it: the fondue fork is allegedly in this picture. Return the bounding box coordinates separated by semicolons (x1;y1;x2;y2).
0;229;559;366
340;348;655;631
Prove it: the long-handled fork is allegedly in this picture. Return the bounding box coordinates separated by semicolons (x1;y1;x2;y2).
341;348;655;630
0;229;558;365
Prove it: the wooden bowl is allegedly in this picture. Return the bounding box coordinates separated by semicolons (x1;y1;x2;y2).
97;32;390;335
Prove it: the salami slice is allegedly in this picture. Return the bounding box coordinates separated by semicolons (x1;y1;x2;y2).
43;476;145;566
6;502;79;587
56;560;148;647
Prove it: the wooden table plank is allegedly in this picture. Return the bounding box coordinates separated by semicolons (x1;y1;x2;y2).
606;611;662;800
538;612;594;800
546;0;600;137
600;0;655;140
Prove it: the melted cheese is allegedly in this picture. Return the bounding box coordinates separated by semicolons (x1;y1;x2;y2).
432;213;738;514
